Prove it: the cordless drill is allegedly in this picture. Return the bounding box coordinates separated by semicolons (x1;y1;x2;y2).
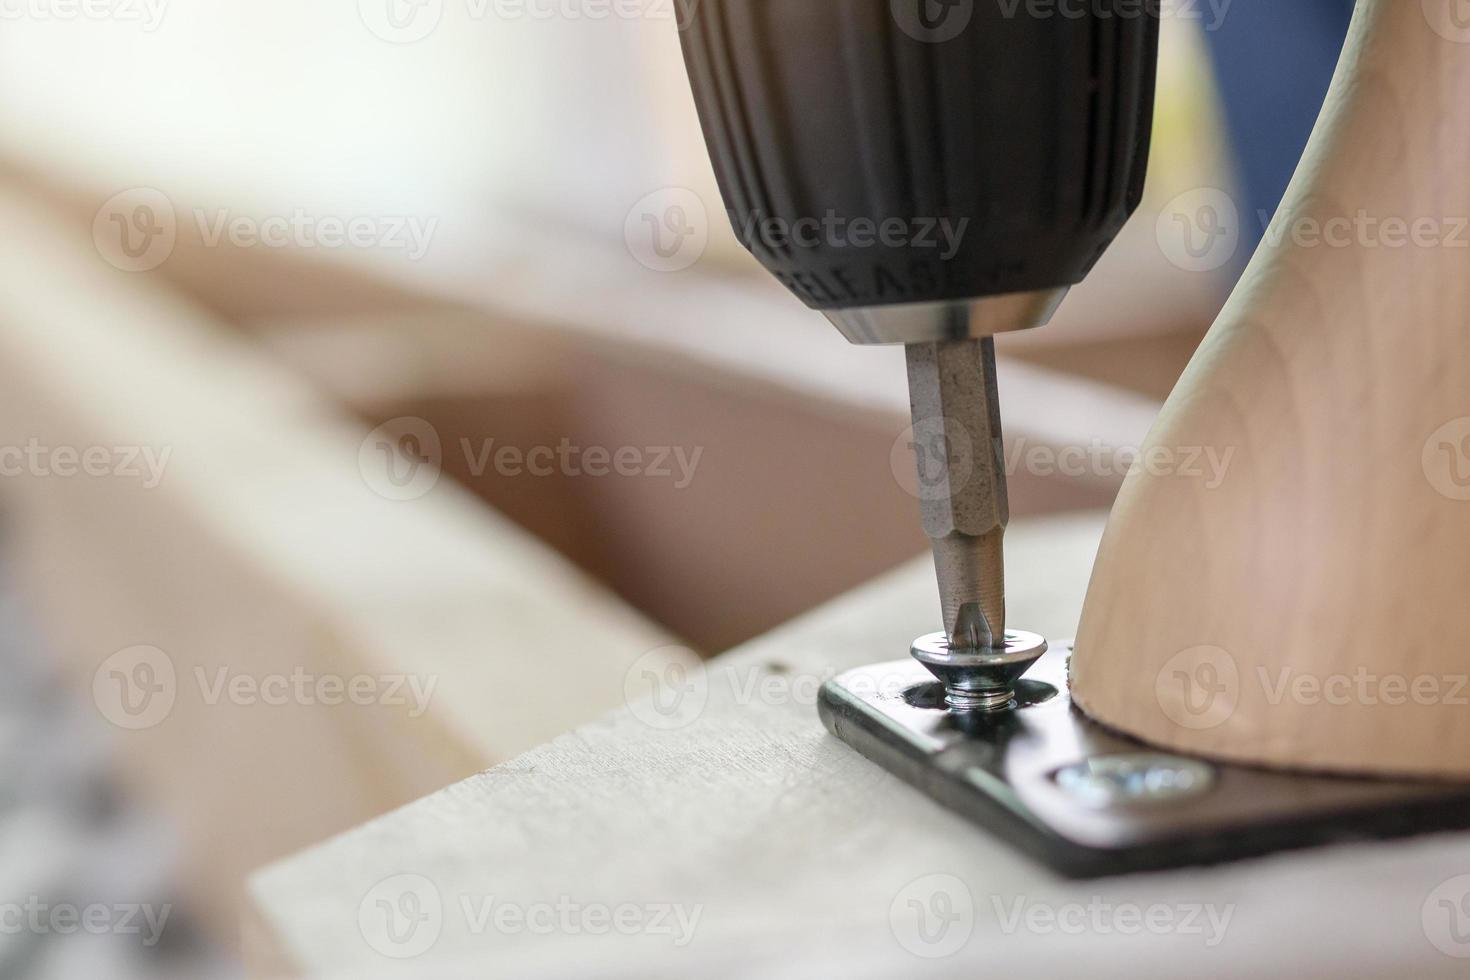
677;0;1160;711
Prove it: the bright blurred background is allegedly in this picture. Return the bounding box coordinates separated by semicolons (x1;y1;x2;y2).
0;1;1352;976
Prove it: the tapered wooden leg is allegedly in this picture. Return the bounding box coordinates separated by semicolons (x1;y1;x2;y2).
1072;0;1470;779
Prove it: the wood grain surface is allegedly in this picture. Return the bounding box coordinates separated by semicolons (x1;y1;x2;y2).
249;511;1470;978
1072;0;1470;778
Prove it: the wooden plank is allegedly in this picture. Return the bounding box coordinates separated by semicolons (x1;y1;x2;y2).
243;508;1450;978
249;509;1470;978
245;511;1115;974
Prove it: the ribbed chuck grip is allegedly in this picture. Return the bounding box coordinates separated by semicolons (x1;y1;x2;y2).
676;0;1160;312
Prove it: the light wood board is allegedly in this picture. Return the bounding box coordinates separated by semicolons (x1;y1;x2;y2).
248;511;1470;978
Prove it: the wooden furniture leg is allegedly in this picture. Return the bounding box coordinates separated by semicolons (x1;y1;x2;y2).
1072;0;1470;778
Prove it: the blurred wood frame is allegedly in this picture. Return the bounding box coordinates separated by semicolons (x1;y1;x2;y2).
0;166;1163;937
0;183;670;930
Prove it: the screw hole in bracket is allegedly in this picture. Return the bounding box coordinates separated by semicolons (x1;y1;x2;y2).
902;679;1060;712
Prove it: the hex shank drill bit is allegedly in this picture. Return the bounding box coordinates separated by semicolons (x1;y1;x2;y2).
905;338;1008;652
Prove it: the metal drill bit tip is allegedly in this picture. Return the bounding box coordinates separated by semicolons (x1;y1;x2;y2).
932;532;1006;651
951;602;990;652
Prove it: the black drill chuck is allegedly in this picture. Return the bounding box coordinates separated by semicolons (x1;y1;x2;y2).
677;0;1160;340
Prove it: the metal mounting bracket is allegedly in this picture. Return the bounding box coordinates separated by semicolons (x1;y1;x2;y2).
818;644;1470;878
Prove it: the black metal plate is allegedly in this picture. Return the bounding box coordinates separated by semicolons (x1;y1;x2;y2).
818;649;1470;878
